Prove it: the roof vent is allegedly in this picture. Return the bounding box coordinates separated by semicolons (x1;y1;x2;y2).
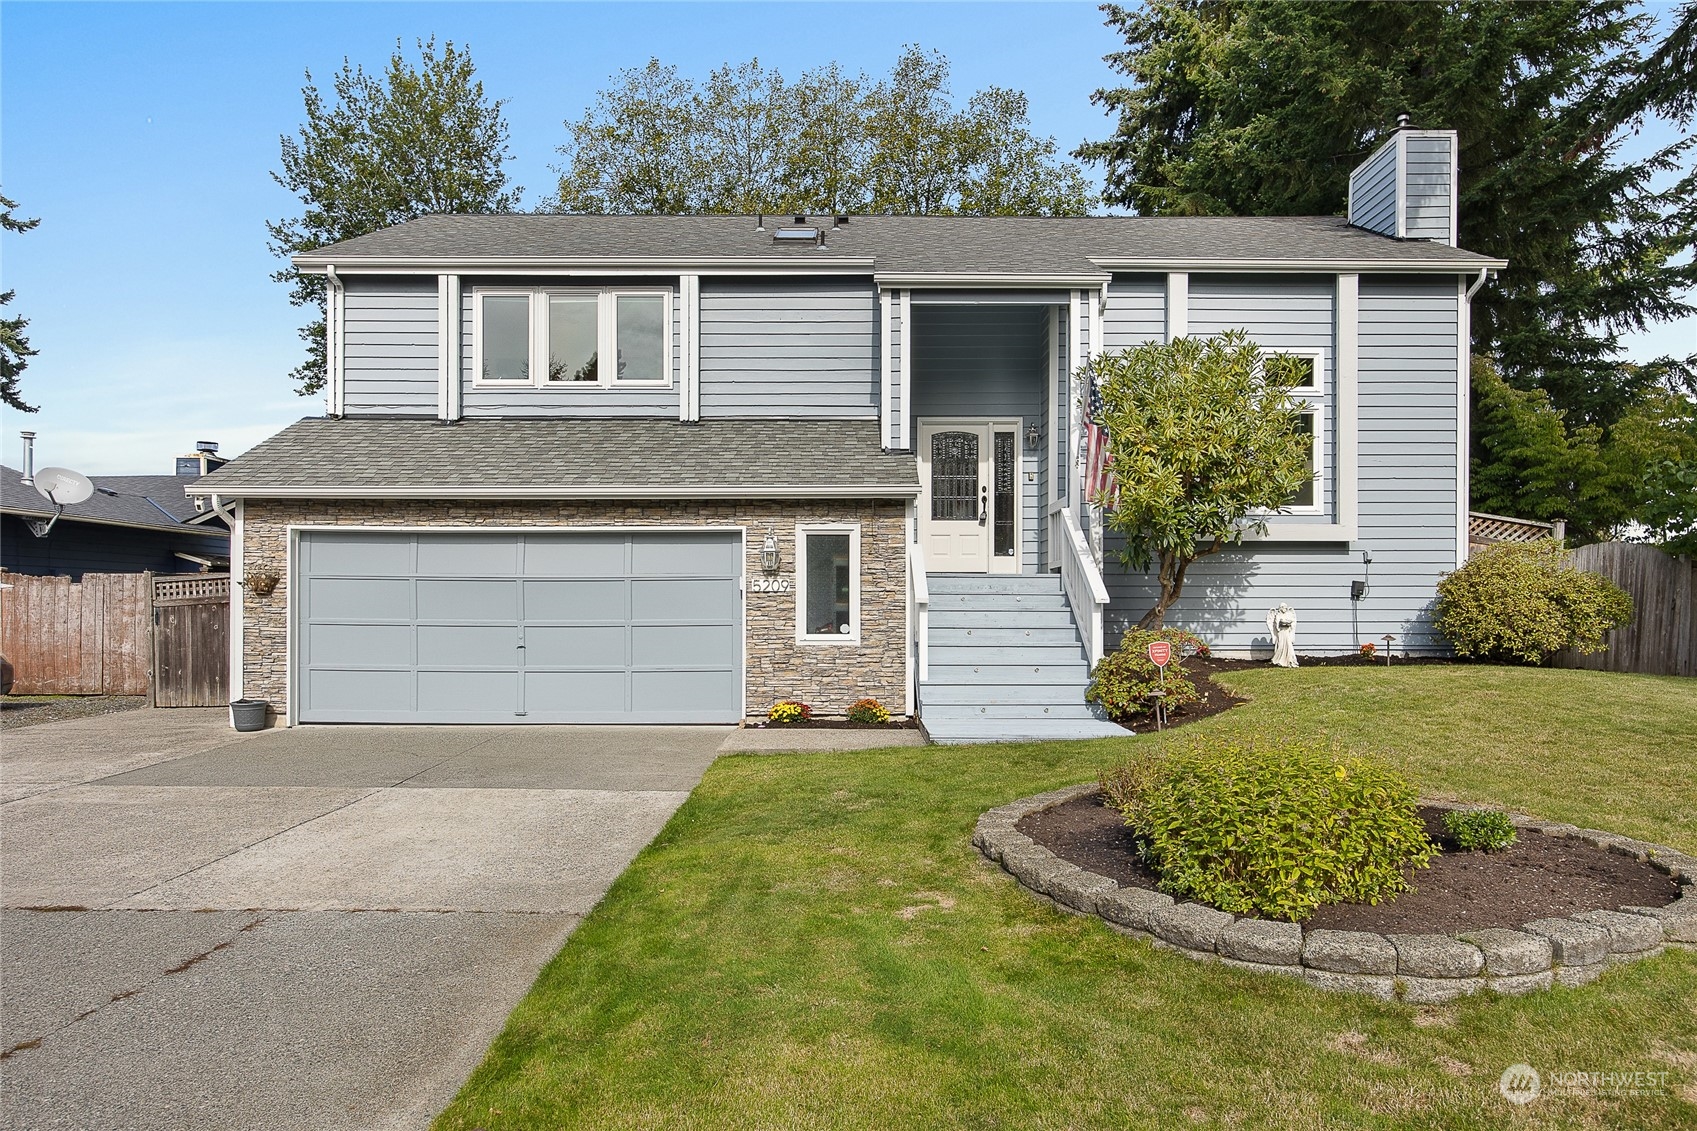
1396;112;1412;129
195;440;219;454
793;214;806;224
755;212;764;232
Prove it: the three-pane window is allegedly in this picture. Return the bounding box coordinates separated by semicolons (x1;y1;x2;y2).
476;289;671;388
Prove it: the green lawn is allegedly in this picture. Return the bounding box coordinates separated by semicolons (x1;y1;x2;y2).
437;666;1697;1131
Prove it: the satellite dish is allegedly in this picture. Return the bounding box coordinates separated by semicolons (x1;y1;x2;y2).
33;467;95;507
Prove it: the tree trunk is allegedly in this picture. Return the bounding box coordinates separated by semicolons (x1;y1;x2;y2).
1137;550;1184;629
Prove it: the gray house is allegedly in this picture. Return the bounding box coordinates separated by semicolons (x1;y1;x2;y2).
192;126;1502;741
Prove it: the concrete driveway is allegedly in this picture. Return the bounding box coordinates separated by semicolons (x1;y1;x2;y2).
0;709;727;1131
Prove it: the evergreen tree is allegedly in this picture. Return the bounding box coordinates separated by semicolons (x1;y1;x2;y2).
270;39;520;396
0;191;40;413
1079;1;1695;429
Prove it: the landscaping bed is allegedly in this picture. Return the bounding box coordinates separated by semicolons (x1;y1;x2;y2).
1017;791;1681;933
434;666;1697;1131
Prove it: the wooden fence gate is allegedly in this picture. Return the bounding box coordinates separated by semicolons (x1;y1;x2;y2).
151;574;230;707
0;571;152;694
1555;543;1695;677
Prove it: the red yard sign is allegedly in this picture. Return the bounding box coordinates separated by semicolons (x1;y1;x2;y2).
1146;640;1172;667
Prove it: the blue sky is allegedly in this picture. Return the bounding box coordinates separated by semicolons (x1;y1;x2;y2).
2;0;1691;475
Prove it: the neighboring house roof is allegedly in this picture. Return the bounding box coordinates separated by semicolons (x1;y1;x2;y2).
0;465;228;534
294;214;1506;277
187;418;921;499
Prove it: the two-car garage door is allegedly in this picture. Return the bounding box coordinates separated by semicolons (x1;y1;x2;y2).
296;530;743;723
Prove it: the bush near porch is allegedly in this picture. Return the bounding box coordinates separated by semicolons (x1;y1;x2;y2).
435;665;1696;1131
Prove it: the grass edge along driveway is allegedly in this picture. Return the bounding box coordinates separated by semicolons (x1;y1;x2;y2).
436;666;1697;1131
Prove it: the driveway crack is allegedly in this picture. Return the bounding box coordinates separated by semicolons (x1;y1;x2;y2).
0;913;268;1061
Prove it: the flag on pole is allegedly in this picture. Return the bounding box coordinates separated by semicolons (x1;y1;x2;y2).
1084;370;1117;504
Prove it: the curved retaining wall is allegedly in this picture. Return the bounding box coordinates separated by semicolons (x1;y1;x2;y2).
975;784;1697;1002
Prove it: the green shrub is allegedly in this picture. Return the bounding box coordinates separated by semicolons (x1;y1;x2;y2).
767;700;812;724
1107;737;1436;921
845;698;890;724
1435;541;1632;663
1085;629;1208;721
1441;808;1518;852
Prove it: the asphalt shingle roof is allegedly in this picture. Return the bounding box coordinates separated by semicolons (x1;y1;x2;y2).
190;418;919;495
1;466;214;530
298;214;1503;274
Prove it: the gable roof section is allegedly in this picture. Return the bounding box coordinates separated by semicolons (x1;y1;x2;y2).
294;214;1505;278
1;466;224;533
187;418;920;499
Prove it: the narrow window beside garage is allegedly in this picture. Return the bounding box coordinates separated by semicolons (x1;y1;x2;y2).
798;527;859;642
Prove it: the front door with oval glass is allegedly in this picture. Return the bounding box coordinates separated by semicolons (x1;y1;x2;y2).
917;421;1020;574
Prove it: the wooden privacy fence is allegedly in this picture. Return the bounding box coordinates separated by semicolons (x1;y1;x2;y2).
0;571;152;694
151;574;230;707
1555;543;1696;678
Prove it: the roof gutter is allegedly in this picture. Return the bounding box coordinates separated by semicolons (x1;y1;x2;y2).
874;273;1112;289
1466;266;1492;299
1088;256;1509;273
185;483;922;501
292;255;878;275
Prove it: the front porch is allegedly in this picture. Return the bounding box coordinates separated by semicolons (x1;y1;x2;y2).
898;301;1117;741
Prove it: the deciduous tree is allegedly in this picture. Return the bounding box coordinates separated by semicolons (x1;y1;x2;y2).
270;38;520;396
1090;333;1314;628
551;47;1093;217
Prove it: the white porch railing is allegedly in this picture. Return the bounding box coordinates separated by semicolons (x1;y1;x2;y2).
909;541;930;682
1052;506;1109;667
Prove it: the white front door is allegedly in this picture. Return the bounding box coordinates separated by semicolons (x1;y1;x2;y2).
917;421;1020;574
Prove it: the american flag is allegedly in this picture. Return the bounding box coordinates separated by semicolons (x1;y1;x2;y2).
1084;369;1118;504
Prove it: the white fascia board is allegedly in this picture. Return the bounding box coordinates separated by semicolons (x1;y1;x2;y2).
186;483;921;500
1089;256;1507;272
293;256;876;274
874;273;1111;289
1242;522;1358;543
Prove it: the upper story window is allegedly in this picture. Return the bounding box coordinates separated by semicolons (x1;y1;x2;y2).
1270;349;1324;512
474;288;671;388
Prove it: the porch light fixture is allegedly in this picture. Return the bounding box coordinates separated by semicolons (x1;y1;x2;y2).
1024;422;1040;451
760;533;780;574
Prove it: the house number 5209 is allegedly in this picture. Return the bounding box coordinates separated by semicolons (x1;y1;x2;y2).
750;577;792;594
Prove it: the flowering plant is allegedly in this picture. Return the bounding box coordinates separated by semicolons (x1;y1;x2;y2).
768;700;813;724
1360;642;1377;657
846;698;890;724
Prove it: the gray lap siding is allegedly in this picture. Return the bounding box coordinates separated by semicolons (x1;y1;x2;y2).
239;498;908;721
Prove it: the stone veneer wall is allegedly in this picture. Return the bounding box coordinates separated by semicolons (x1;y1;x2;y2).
239;498;908;721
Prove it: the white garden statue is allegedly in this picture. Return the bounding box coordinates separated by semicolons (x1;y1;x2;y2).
1266;603;1299;668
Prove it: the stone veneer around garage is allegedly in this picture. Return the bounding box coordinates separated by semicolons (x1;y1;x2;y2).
237;497;908;721
976;785;1696;1003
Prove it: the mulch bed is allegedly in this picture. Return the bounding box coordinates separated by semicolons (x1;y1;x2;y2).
1112;659;1247;732
0;695;147;731
752;718;921;731
1017;791;1680;933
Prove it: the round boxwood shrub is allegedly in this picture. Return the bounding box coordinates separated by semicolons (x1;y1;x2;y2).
1085;629;1208;721
1106;737;1436;921
1435;541;1632;664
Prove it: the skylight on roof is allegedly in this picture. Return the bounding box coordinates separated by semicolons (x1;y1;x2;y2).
773;227;818;242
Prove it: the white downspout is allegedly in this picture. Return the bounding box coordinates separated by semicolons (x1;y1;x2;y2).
1466;267;1490;300
325;264;344;417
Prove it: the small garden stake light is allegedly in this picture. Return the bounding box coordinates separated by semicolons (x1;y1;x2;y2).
1381;633;1396;666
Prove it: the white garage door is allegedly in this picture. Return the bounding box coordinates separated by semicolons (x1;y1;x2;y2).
296;530;743;723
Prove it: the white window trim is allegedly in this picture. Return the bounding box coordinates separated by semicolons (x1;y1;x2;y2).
1261;346;1325;392
471;286;673;390
1245;347;1327;517
795;523;861;646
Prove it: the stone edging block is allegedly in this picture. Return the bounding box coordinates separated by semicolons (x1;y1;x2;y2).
974;786;1690;1002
